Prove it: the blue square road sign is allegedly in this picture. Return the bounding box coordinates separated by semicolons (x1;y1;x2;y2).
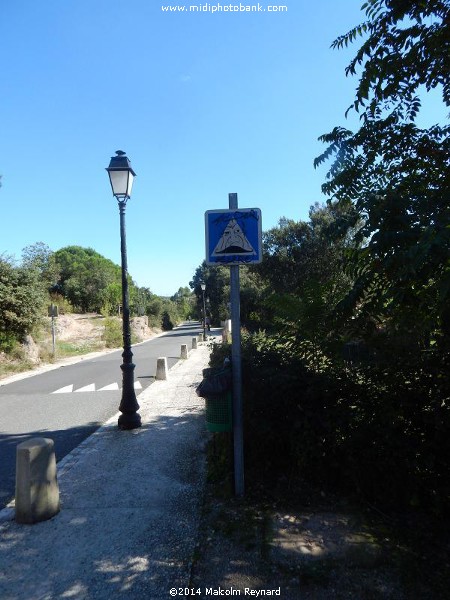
205;208;262;266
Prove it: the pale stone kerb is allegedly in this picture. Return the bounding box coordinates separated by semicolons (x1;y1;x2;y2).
15;437;60;524
155;357;168;380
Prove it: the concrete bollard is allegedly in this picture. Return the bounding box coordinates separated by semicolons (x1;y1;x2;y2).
15;437;60;524
181;344;188;359
155;357;168;380
192;337;198;350
223;319;232;343
198;334;204;343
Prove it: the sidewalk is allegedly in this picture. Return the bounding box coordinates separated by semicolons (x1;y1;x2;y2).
0;343;211;600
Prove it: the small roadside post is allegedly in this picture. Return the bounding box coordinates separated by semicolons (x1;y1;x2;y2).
205;195;263;497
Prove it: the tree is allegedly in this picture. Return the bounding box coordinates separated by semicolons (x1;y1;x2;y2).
101;282;122;316
54;246;125;313
170;286;195;320
21;242;60;292
315;0;450;349
140;288;164;325
257;203;356;296
239;203;360;364
190;262;230;325
0;254;46;348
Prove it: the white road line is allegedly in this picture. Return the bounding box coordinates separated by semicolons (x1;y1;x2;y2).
52;381;142;393
74;383;96;393
53;384;74;394
98;383;120;391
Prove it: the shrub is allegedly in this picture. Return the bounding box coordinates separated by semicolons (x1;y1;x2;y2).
0;256;47;340
214;330;450;515
103;317;123;348
161;310;174;331
0;331;19;353
49;293;73;315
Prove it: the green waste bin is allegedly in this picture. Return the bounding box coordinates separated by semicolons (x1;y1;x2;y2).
198;368;233;433
205;391;232;432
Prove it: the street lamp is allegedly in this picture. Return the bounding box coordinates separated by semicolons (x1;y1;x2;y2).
200;282;206;340
106;150;141;430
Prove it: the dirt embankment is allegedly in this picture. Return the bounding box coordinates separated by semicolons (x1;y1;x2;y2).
54;313;158;344
0;314;161;378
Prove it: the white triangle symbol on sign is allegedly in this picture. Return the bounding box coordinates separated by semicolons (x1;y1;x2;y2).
213;219;255;256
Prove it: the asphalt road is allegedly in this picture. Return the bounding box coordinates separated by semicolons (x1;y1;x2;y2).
0;321;208;509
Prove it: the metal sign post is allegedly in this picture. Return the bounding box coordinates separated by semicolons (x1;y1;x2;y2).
228;192;245;497
204;196;262;497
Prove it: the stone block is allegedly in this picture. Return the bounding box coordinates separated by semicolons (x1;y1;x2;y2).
15;437;60;524
192;337;198;350
181;344;188;359
155;357;168;380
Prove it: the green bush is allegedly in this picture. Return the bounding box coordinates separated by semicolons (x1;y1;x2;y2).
214;331;450;515
147;314;161;329
0;331;19;353
0;257;47;340
103;317;123;348
161;310;174;331
49;293;73;315
102;317;141;347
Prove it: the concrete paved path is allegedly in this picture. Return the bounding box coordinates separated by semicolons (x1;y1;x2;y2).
0;343;211;600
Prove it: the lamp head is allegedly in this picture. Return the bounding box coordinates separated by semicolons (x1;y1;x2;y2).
106;150;136;199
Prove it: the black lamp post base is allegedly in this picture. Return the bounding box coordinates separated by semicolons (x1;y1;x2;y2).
118;362;141;430
118;411;142;430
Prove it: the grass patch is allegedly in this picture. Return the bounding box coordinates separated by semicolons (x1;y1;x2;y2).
0;359;35;380
55;340;104;358
101;317;121;348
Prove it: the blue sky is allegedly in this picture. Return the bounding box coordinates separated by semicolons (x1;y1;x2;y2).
0;1;446;296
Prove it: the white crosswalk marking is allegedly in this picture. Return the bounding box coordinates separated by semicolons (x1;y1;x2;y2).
53;384;74;394
98;383;120;391
74;383;96;393
53;381;143;393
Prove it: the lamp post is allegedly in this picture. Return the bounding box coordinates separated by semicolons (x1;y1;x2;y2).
106;150;141;430
200;282;206;340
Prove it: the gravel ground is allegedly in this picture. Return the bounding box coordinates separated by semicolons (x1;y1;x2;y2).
189;442;449;600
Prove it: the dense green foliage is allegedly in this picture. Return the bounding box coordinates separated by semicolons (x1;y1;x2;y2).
315;0;450;351
212;330;450;514
21;242;60;292
53;246;123;313
170;286;196;323
190;263;229;325
190;262;265;329
103;317;125;348
0;242;193;352
0;254;47;351
204;0;449;516
51;245;192;325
